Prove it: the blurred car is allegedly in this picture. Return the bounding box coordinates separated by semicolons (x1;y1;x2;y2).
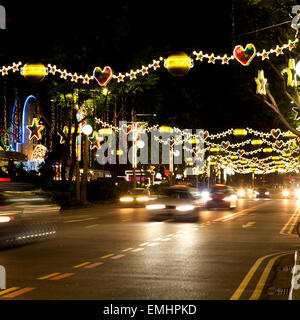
203;184;237;209
281;188;300;199
0;190;59;249
236;187;255;199
119;188;154;206
254;188;270;199
145;186;202;221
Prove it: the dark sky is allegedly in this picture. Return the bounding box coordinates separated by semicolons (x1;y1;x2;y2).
0;1;287;132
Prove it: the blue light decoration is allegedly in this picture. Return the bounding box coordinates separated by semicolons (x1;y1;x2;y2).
10;98;18;151
21;95;37;145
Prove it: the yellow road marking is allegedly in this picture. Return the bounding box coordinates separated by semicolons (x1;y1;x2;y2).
214;201;274;223
49;273;74;280
100;254;114;259
0;287;20;296
280;205;300;235
3;287;35;298
72;262;91;268
37;273;61;280
249;252;292;300
230;251;287;300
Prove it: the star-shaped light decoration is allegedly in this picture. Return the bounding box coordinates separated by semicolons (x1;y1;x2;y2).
129;70;137;80
288;39;297;51
117;73;125;83
89;131;102;150
48;64;57;75
195;51;204;61
141;66;148;75
282;59;297;87
292;106;300;121
260;49;270;60
255;70;267;95
208;54;216;64
152;60;160;70
60;69;68;79
82;74;90;84
275;45;283;56
71;73;78;82
221;54;230;65
27;118;45;140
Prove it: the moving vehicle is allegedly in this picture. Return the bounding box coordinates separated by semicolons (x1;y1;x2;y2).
145;186;201;221
0;189;59;248
119;188;153;206
281;187;300;199
204;184;237;210
254;188;270;199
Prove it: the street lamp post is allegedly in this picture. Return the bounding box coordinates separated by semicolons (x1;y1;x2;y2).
81;124;92;202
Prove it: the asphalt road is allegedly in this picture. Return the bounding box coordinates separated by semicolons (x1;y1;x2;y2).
0;198;300;300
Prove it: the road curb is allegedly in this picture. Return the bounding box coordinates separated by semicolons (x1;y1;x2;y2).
289;250;300;300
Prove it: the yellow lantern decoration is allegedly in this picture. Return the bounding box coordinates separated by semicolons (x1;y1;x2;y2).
164;52;193;76
233;129;247;136
251;139;262;145
159;126;173;133
263;148;272;153
99;128;113;135
210;148;219;152
21;62;47;83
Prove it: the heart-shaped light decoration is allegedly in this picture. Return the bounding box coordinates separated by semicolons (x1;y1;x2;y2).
275;140;283;149
233;44;256;66
239;149;245;157
253;157;258;163
221;141;230;149
93;66;113;86
204;131;209;141
271;129;281;139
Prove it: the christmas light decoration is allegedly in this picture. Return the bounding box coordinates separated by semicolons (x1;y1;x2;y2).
93;66;113;86
164;52;194;76
255;70;267;95
282;59;297;87
21;62;47;83
233;129;247;136
89;131;102;150
26;118;44;140
31;144;47;161
233;44;256;66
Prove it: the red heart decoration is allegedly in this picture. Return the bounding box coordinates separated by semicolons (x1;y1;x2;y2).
204;131;209;141
271;129;281;139
233;44;256;66
93;66;113;86
253;157;258;163
239;149;245;157
221;141;230;149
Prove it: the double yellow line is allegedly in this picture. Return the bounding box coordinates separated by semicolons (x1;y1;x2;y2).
230;251;293;300
280;204;300;236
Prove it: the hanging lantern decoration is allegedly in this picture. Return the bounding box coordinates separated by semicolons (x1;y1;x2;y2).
233;129;247;136
21;62;47;83
164;52;194;76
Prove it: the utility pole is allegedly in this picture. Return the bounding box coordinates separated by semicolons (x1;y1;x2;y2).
131;107;136;189
81;134;89;202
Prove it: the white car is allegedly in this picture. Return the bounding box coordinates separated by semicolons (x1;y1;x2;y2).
146;186;202;222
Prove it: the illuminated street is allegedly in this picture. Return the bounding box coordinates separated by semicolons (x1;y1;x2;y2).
0;198;299;300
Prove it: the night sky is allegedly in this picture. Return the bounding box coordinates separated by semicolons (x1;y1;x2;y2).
0;1;289;133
